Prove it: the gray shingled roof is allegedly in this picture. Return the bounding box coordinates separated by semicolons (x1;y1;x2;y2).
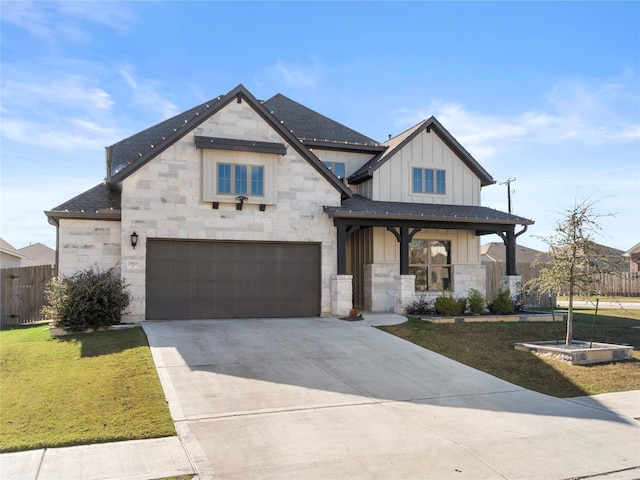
107;91;381;180
263;94;380;146
50;183;121;213
326;195;533;225
108;95;227;178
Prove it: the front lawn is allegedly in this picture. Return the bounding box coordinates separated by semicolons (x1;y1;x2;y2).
379;308;640;398
0;325;175;453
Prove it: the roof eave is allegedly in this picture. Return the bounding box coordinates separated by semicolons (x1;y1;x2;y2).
327;210;533;226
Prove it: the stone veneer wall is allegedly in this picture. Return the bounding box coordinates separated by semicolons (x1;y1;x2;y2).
363;263;397;311
453;264;486;298
118;100;341;322
57;219;121;276
331;275;353;316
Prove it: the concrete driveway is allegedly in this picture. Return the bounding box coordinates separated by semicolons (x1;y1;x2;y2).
142;317;640;480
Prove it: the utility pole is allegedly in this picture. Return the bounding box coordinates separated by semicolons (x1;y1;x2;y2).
500;177;516;214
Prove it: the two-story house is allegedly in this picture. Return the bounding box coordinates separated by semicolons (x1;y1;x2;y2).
46;84;532;322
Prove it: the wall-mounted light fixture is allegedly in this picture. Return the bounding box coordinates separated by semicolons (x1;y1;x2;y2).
236;196;248;210
131;231;139;249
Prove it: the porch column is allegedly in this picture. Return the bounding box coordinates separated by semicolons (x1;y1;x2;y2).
337;224;348;275
387;227;421;275
505;227;517;276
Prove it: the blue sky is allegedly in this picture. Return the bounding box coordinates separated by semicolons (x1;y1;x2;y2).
1;1;639;253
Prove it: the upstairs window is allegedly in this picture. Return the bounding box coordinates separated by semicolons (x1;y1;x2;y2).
323;161;346;179
409;240;452;291
217;163;264;196
412;168;446;194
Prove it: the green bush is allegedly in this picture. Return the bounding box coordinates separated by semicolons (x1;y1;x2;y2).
42;266;131;331
488;288;516;315
467;289;486;314
434;293;466;316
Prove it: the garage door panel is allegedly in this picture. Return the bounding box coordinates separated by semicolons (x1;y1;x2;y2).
147;240;320;320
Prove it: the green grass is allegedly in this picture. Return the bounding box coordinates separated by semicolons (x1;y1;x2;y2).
379;308;640;398
0;325;176;453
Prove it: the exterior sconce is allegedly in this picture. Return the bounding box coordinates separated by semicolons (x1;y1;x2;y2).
236;196;248;210
131;231;139;249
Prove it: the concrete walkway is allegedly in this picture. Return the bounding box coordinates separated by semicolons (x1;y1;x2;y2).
2;313;639;479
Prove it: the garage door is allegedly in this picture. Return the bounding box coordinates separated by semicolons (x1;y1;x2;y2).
146;240;321;320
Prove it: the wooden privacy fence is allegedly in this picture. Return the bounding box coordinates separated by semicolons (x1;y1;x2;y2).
1;265;55;327
485;262;640;306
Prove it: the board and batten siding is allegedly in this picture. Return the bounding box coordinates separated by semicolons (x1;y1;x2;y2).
371;227;480;265
370;129;481;206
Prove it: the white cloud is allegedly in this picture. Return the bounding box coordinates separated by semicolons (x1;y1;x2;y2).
391;76;640;163
119;67;180;120
269;59;322;88
2;76;114;111
1;1;134;45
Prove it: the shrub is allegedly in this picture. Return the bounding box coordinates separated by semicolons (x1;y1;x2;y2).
42;266;131;331
405;293;434;315
467;289;486;314
434;293;466;316
488;288;516;315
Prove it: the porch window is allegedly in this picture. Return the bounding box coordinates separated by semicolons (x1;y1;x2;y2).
323;161;345;179
412;168;446;194
409;240;452;291
217;163;264;196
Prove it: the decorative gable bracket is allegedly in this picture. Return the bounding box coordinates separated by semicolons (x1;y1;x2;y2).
195;136;286;155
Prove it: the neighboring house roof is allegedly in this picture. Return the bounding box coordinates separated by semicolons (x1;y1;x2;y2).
481;242;549;263
18;243;55;266
0;238;24;260
348;117;495;187
623;241;640;257
325;195;533;226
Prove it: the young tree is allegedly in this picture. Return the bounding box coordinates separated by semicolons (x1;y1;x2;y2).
526;199;614;345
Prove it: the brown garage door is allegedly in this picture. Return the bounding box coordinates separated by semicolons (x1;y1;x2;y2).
146;240;320;320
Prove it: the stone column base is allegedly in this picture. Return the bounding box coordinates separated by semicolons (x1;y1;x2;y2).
394;274;416;314
500;275;522;302
331;275;353;317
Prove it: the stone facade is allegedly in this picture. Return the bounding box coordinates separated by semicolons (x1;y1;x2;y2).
394;274;416;314
363;263;397;311
57;219;121;276
117;101;341;322
331;275;353;316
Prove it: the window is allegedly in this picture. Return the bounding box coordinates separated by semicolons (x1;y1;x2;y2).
323;161;345;179
409;240;452;291
412;168;446;194
217;163;264;196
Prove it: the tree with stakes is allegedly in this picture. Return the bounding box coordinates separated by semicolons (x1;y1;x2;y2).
525;199;616;346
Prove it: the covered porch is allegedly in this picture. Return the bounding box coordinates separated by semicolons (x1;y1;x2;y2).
325;195;534;314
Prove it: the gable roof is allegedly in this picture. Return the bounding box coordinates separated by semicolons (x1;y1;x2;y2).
348;116;495;187
107;84;351;198
0;238;24;260
18;243;56;266
263;94;383;151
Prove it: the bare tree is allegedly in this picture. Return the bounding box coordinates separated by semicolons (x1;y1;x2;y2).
526;199;614;345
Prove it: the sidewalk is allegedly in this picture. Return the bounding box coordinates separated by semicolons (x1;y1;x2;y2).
0;436;194;480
